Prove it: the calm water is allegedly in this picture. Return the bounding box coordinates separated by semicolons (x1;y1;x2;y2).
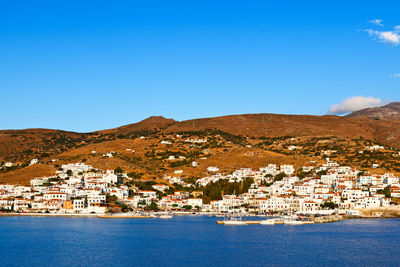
0;216;399;266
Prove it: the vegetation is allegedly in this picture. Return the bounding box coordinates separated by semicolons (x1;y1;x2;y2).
321;201;338;209
182;205;192;211
127;172;144;179
114;166;123;174
200;178;253;203
377;186;391;198
273;172;286;182
149;202;158;211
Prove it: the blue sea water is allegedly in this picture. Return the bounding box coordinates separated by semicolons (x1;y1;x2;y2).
0;216;399;267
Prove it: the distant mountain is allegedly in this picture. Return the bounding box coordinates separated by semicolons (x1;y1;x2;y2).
347;102;400;120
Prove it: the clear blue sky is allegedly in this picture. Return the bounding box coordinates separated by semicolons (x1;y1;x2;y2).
2;1;399;132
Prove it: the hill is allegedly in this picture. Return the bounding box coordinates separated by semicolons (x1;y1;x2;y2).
0;164;56;185
347;102;400;120
165;113;400;148
1;112;400;184
100;116;176;134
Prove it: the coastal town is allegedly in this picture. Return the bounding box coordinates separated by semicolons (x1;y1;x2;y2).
0;157;399;219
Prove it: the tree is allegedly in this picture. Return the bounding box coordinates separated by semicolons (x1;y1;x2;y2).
118;203;130;213
127;172;144;179
66;170;73;176
149;202;158;211
274;172;286;182
321;201;338;209
114;166;123;174
183;205;192;211
106;194;118;203
377;186;391;198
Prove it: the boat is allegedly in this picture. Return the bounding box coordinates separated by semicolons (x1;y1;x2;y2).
283;216;305;225
259;219;275;225
159;214;173;219
222;218;247;225
217;215;247;225
284;220;304;225
98;213;153;219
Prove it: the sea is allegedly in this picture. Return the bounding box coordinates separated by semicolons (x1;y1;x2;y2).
0;216;399;266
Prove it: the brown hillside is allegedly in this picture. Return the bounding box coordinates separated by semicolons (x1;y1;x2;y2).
1;113;400;163
0;129;83;162
1;112;400;185
0;164;56;185
164;114;400;148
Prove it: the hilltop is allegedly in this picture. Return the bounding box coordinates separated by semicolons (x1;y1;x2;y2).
100;116;176;134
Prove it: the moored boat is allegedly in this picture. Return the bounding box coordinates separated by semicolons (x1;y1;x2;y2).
159;214;173;219
259;219;275;225
223;219;247;225
217;215;247;225
98;213;153;219
284;220;304;225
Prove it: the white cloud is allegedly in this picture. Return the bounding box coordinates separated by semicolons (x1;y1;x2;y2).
328;96;385;114
394;25;400;32
366;29;400;45
393;73;400;79
369;19;384;26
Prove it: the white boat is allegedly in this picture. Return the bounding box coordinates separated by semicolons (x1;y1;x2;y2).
217;216;247;225
259;219;275;225
284;219;304;225
223;219;247;225
159;214;173;219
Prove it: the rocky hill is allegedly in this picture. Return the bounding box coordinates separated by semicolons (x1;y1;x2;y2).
1;111;400;184
2;112;400;161
100;116;176;134
347;102;400;120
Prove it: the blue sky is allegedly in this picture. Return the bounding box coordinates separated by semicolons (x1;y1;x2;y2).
1;1;399;132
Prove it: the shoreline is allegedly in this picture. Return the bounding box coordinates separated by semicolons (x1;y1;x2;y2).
1;212;399;222
0;213;101;217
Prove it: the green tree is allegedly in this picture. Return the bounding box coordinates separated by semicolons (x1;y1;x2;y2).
149;202;158;211
114;166;123;174
118;203;130;213
106;194;118;203
274;172;286;182
320;201;338;209
183;205;192;211
127;172;144;179
377;186;391;198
